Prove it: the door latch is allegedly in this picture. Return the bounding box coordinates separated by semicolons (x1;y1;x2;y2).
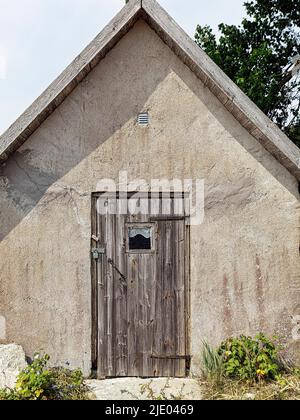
91;247;106;260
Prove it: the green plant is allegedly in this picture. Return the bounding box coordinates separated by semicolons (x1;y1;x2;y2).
201;341;224;386
0;353;92;400
294;368;300;378
140;380;168;400
47;367;90;400
218;334;281;381
123;379;186;400
140;379;185;400
0;388;20;401
15;353;52;400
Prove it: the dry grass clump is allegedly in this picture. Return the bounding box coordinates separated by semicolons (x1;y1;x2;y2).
201;374;300;400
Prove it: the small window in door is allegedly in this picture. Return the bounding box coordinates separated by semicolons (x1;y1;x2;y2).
126;224;155;253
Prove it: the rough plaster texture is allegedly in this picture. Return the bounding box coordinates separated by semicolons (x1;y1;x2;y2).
0;344;27;389
87;378;202;400
0;20;299;376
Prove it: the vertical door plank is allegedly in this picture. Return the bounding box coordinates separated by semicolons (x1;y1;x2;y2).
114;214;128;376
105;212;115;377
127;252;139;376
149;223;160;376
127;213;138;377
163;220;175;377
137;254;145;376
139;253;155;376
97;201;107;378
148;249;157;376
152;220;164;377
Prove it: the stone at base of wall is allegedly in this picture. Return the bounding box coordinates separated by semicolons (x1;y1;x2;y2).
0;344;27;389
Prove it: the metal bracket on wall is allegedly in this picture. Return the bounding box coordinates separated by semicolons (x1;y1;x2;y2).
91;248;106;260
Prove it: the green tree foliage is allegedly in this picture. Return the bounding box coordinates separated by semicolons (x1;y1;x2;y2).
195;0;300;147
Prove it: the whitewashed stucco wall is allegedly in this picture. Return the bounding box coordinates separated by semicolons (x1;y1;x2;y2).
0;21;299;375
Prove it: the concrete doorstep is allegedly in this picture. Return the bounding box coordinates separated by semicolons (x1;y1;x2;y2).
86;378;202;400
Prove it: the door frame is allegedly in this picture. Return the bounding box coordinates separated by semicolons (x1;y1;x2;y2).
90;192;191;378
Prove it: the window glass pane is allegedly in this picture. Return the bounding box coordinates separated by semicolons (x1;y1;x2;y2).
128;227;152;250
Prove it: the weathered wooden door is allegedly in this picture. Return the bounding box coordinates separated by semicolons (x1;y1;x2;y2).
91;193;189;378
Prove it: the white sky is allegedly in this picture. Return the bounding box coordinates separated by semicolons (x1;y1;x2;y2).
0;0;245;134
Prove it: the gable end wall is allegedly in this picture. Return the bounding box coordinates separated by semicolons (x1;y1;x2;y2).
0;20;299;374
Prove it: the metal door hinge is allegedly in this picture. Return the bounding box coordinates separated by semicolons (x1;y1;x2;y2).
91;247;106;260
150;354;192;361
